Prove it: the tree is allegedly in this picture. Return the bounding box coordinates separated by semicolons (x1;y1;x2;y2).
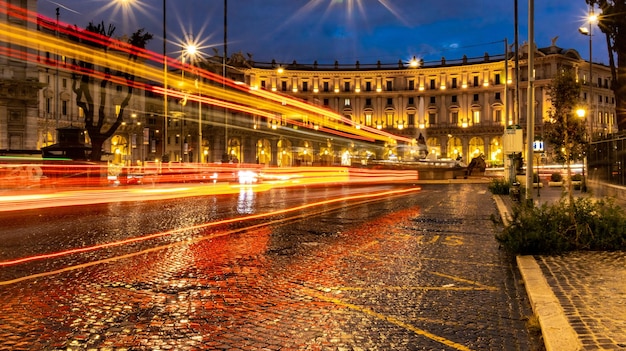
544;68;587;202
71;22;153;161
586;0;626;131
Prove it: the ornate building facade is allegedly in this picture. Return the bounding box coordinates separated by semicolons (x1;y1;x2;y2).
0;0;617;169
237;41;616;166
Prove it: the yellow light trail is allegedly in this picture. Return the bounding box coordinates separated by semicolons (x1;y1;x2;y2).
0;5;413;144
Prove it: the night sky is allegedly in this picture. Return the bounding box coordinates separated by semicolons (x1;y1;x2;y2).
37;0;606;66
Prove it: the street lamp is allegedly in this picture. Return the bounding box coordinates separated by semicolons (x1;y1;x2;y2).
182;42;203;164
578;7;597;192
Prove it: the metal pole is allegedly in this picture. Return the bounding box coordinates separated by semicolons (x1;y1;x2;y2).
586;7;593;192
525;0;535;203
163;0;168;162
223;0;228;161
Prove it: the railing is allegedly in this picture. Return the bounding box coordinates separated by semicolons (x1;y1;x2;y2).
588;133;626;186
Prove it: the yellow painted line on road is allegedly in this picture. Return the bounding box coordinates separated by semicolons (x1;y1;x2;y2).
354;252;505;268
328;285;496;292
304;288;475;351
431;271;497;290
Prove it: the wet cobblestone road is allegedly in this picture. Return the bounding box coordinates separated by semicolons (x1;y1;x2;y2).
0;184;541;350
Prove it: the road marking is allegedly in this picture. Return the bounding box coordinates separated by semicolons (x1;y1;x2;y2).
304;287;475;351
430;271;498;290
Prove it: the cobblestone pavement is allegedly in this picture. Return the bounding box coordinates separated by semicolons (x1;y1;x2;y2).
498;185;626;351
0;184;541;350
536;252;626;350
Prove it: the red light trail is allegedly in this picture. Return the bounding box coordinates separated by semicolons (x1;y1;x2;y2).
0;186;420;268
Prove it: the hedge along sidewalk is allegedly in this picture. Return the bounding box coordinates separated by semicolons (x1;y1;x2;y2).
493;194;581;351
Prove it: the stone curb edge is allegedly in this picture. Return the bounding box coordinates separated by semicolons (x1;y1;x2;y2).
493;195;581;351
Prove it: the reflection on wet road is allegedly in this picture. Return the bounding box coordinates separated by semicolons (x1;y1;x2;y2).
0;184;540;350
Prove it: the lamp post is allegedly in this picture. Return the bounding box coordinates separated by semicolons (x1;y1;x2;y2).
579;7;596;192
162;0;168;163
223;0;228;162
183;42;203;164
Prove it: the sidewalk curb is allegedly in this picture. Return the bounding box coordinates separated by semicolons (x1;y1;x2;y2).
517;256;582;351
494;194;581;351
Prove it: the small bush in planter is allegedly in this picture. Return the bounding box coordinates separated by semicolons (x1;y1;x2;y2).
550;172;563;182
488;178;510;195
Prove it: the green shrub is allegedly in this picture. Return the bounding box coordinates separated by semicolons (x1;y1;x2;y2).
488;178;510;195
550;172;563;182
496;196;626;254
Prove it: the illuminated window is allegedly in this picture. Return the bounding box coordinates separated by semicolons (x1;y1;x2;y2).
115;104;121;117
473;110;481;124
365;113;372;126
344;98;351;107
386;112;394;127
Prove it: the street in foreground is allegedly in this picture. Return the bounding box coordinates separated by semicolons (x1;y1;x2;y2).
0;184;541;350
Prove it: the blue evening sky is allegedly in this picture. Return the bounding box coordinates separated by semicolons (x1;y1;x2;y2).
37;0;607;67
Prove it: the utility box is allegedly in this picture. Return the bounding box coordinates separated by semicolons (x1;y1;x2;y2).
503;125;524;184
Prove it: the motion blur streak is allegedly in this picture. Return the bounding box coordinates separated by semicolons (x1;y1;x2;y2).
0;3;412;144
0;186;420;267
0;165;418;211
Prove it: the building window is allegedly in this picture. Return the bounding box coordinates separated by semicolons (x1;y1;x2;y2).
386;81;393;91
365;81;372;92
302;81;308;92
452;111;459;125
408;113;415;126
365;98;372;106
452;77;457;89
473;94;479;102
386;98;393;106
344;81;350;92
452;95;458;104
408;80;415;90
494;109;502;123
495;74;501;85
428;112;436;125
473;76;479;87
386;112;394;127
473;110;480;124
344;98;351;107
281;81;287;91
365;112;372;126
323;98;329;106
430;96;436;104
261;80;266;89
46;98;51;113
495;92;501;100
62;78;67;88
62;100;67;116
430;79;436;90
408;97;414;105
323;81;330;92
